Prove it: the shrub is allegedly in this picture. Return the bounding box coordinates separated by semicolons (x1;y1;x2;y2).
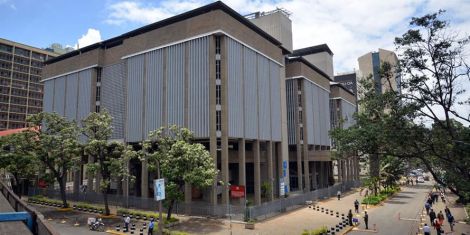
300;226;327;235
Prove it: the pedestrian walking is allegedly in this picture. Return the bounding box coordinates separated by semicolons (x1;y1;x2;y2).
437;210;444;224
337;190;341;200
348;209;353;226
354;199;360;213
423;223;431;235
124;215;130;232
444;206;451;216
440;192;446;203
425;201;431;214
446;212;455;232
148;218;155;235
434;218;443;235
429;209;436;226
364;211;369;230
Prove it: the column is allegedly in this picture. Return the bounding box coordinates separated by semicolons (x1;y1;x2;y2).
221;137;229;204
296;144;303;191
238;139;246;205
267;141;274;201
94;167;101;193
123;160;129;207
276;143;284;198
254;140;261;205
209;35;217;205
303;144;310;192
141;158;148;197
184;182;192;214
87;155;94;192
337;159;342;183
319;162;325;188
73;161;81;195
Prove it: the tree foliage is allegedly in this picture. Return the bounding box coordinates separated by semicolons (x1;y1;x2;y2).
0;131;39;196
26;112;81;207
82;110;132;215
331;10;470;202
143;125;217;219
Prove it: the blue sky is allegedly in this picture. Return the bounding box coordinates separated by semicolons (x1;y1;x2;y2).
1;0;469;73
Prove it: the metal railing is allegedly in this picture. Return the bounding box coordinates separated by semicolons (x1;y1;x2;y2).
28;180;361;221
0;180;60;235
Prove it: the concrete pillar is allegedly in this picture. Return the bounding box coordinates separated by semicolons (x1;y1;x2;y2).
221;137;229;204
184;181;192;214
254;140;261;205
302;144;310;192
238;139;246;205
341;159;346;183
94;167;101;193
267;141;274;201
337;160;342;183
87;155;94;191
276;142;284;198
319;162;325;188
209;35;217;205
73;162;81;195
141;158;148;198
296;144;303;191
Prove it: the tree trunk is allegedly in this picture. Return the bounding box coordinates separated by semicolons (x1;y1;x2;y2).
58;176;67;208
369;154;380;196
167;199;175;220
103;190;110;215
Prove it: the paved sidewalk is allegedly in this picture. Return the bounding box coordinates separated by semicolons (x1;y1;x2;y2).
420;190;470;235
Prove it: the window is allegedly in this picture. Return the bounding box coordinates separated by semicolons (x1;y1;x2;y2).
215;36;221;54
95;86;101;101
12;72;28;81
0;43;12;53
216;110;221;131
300;127;304;140
216;85;221;105
298;110;303;123
297;81;302;91
32;52;45;61
0;52;12;61
11;80;28;89
298;94;302;106
14;57;29;65
14;48;30;57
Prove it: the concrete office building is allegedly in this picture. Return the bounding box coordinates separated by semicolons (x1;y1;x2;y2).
290;44;334;80
334;72;357;96
357;48;400;94
329;83;359;182
0;38;59;130
42;1;289;206
285;56;333;192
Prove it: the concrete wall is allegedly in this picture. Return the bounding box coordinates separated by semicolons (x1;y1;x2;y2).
249;11;293;52
303;52;334;80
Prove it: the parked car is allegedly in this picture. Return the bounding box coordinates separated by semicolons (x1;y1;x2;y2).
417;177;425;183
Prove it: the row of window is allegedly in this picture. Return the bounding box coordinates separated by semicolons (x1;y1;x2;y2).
0;104;41;114
0;94;41;106
0;69;42;83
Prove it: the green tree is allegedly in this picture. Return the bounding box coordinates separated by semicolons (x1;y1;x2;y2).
26;112;81;207
0;131;39;197
144;125;217;220
394;10;470;202
82;111;132;215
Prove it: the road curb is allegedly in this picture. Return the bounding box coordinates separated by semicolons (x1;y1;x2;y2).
106;230;127;235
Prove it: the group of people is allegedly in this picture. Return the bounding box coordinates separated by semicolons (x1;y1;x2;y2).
423;191;455;235
347;199;369;230
123;215;155;235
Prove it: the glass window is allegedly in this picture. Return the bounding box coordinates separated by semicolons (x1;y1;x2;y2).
32;52;45;61
0;52;12;61
0;43;13;53
14;47;30;57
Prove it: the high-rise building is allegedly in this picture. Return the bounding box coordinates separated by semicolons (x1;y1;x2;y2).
357;48;400;94
334;72;357;96
0;38;59;130
329;82;359;183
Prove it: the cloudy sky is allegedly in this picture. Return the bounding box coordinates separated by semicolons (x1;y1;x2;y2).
1;0;469;73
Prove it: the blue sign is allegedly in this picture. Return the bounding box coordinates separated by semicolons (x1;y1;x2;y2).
283;160;287;169
154;179;165;201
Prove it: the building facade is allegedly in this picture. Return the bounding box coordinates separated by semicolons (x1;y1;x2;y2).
0;38;58;130
329;83;359;182
41;2;360;209
285;56;333;192
334;72;357;97
42;2;289;206
357;48;400;95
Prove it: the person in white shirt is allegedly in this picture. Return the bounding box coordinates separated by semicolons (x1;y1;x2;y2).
124;215;131;232
423;223;431;235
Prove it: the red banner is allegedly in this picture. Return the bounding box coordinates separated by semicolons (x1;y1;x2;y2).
38;179;47;189
230;185;245;198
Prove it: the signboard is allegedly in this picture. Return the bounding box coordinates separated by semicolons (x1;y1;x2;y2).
282;160;287;177
280;181;285;196
230;185;245;198
154;179;165;201
38;179;47;189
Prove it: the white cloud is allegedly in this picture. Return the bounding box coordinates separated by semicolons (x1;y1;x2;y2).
104;0;470;74
0;0;16;10
75;28;102;49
